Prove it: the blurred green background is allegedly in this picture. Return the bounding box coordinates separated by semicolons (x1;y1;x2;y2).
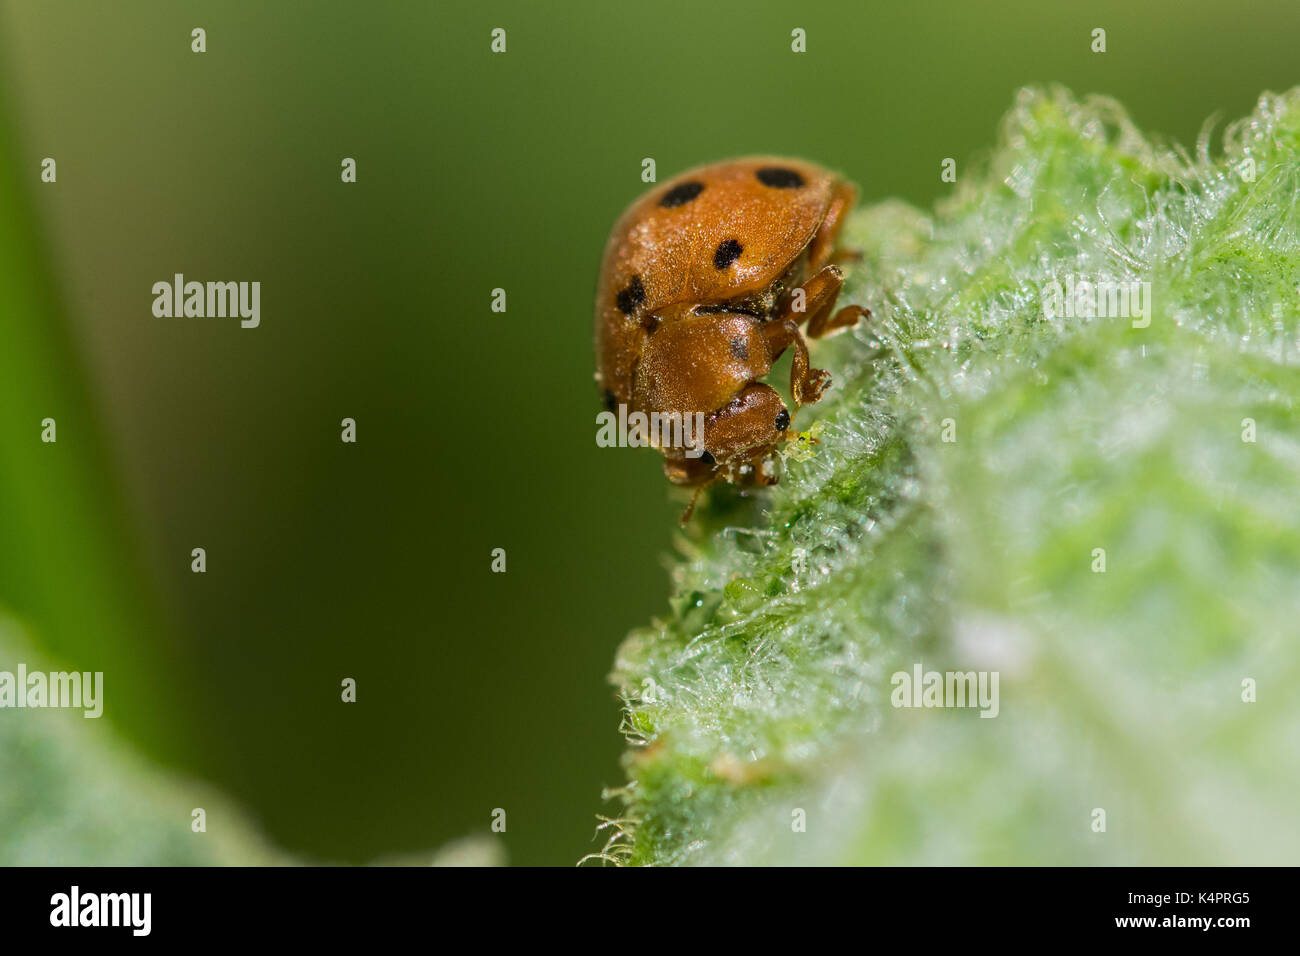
1;0;1297;864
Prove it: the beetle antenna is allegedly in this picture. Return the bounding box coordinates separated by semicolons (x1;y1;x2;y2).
679;483;711;525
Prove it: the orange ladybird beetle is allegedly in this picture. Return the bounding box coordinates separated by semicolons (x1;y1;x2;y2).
594;156;869;517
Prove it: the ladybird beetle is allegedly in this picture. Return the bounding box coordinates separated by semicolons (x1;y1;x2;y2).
594;157;868;513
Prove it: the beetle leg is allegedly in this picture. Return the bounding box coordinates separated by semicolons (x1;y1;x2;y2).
760;318;829;407
806;179;859;270
825;247;864;266
812;303;871;338
776;264;870;340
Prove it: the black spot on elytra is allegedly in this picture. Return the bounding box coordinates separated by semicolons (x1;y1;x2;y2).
659;180;705;207
713;239;743;269
774;409;791;431
756;166;805;189
699;450;716;465
602;389;617;412
616;275;646;315
729;337;749;361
